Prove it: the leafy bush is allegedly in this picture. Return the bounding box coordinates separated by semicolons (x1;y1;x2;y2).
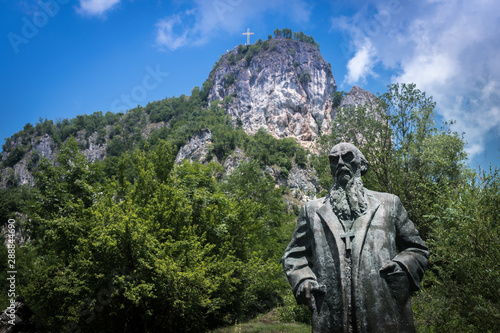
224;73;235;88
299;72;311;85
277;291;311;325
27;150;40;171
3;145;26;167
331;90;347;110
273;28;320;50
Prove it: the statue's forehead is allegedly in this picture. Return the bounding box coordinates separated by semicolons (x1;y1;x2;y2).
330;143;356;156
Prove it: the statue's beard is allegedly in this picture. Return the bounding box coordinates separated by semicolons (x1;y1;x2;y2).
329;176;367;222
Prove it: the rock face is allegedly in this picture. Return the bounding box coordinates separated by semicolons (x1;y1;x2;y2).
340;86;378;109
83;132;107;163
1;214;29;247
33;134;53;158
223;148;249;174
175;129;213;164
286;165;320;201
12;161;33;187
0;301;38;332
208;37;336;148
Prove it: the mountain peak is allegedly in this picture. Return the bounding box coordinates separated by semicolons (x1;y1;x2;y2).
207;37;336;147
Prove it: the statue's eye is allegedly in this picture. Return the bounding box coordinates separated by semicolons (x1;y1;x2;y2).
330;155;339;165
342;152;354;163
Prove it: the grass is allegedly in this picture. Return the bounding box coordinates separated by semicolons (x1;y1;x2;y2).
210;309;311;333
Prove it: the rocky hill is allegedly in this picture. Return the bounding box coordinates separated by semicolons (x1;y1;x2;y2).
0;35;377;198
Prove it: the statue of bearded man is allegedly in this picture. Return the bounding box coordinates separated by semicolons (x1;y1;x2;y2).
282;142;429;333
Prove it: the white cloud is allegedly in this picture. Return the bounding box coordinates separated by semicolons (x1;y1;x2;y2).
77;0;121;16
344;38;377;85
155;15;190;51
154;0;312;50
332;0;500;160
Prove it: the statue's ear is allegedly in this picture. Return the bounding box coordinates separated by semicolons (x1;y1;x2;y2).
360;160;369;176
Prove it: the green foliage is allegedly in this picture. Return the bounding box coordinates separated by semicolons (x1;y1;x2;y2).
30;137;98;221
244;42;268;66
0;187;31;224
3;145;26;168
0;237;36;311
224;73;235;88
277;289;311;325
413;167;500;332
27;150;41;172
331;90;347;110
299;70;311;85
20;140;292;332
2;106;143;172
201;79;214;101
36;118;56;138
272;28;320;50
106;136;127;157
242;128;308;176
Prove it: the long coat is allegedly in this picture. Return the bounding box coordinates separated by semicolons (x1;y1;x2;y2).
282;189;429;333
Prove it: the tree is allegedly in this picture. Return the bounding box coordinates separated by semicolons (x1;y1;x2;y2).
413;167;500;332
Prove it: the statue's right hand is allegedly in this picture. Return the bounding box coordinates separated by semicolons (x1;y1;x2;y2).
297;280;324;307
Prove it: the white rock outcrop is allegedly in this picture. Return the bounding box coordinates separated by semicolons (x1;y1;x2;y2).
175;129;212;164
208;37;336;147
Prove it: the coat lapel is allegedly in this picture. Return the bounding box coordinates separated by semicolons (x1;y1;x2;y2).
317;198;344;252
352;193;380;271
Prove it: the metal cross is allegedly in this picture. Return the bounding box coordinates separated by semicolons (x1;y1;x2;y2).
340;230;355;251
243;28;254;45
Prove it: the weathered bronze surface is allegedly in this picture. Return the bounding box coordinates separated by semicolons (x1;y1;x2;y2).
283;143;429;333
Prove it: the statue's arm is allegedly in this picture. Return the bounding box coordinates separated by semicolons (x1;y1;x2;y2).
391;195;430;291
282;205;317;298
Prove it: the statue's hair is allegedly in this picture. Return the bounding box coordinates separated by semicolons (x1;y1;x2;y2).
328;142;369;176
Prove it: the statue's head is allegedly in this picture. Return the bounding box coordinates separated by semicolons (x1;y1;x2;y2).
329;143;369;186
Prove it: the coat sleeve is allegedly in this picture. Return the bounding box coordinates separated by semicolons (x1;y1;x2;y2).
282;204;317;296
391;195;430;292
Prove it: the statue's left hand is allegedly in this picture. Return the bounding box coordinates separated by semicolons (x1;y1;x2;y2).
379;261;403;275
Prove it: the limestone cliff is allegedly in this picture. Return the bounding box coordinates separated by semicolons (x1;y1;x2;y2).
340;86;378;109
174;129;212;164
207;37;336;148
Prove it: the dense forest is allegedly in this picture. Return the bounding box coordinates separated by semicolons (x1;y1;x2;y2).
0;69;499;332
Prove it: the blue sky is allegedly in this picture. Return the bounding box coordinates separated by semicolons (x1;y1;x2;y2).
1;0;499;169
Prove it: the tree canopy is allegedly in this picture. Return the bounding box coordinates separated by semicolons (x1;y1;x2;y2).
12;139;293;332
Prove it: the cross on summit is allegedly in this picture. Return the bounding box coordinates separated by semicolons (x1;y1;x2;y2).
243;28;254;45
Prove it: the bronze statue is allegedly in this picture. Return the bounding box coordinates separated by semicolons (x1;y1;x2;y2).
283;143;429;333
